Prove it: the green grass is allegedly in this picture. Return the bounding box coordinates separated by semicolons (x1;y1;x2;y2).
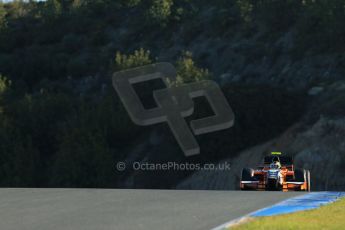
231;198;345;230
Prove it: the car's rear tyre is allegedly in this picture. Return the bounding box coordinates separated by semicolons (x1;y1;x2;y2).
241;168;254;181
294;169;306;181
241;168;254;190
294;169;306;191
306;170;311;192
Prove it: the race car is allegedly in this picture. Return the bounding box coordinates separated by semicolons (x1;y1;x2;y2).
240;152;311;192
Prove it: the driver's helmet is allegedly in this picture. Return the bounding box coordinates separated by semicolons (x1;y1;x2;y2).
272;156;280;163
270;161;281;169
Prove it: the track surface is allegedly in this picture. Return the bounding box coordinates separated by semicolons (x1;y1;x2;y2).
0;188;301;230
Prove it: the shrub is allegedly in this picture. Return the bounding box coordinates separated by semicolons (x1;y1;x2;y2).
122;0;142;8
0;74;11;114
114;48;152;70
236;0;253;24
147;0;174;27
171;51;211;86
0;74;11;95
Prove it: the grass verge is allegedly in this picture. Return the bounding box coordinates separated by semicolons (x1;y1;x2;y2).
230;197;345;230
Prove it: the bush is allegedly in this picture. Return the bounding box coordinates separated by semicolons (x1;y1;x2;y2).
121;0;142;8
236;0;253;24
147;0;174;27
0;74;11;113
171;51;211;86
114;48;152;70
0;74;11;95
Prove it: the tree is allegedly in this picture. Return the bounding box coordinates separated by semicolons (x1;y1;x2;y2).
0;2;7;29
57;0;73;11
51;127;116;187
43;0;62;20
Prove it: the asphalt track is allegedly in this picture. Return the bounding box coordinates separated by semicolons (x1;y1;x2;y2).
0;188;302;230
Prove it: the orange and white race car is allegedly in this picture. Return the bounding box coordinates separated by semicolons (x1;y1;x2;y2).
240;152;311;192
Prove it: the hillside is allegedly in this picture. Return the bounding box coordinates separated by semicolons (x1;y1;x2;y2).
0;0;344;189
